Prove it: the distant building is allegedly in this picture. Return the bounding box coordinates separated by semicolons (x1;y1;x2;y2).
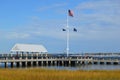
10;44;47;54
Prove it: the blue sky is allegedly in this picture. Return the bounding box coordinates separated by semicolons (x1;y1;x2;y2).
0;0;120;53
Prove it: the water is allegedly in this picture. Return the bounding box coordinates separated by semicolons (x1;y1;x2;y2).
0;63;120;70
44;65;120;70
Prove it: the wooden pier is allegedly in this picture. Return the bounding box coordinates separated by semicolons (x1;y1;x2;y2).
0;53;120;68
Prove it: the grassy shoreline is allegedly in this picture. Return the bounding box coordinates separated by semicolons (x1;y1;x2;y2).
0;68;120;80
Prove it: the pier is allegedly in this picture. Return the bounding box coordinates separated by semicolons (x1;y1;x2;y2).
0;53;120;68
0;44;120;68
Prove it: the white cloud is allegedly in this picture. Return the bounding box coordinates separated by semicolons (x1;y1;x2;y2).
72;0;120;40
0;31;30;39
7;32;30;39
75;0;120;24
1;0;120;41
37;3;68;12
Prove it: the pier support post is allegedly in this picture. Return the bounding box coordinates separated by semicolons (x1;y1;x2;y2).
55;61;57;66
11;62;14;68
76;61;79;66
31;62;33;67
19;62;22;67
25;62;27;67
41;56;43;66
41;61;43;66
36;61;38;66
30;53;33;67
0;62;1;67
13;62;16;67
51;61;53;66
35;53;38;66
46;57;48;66
62;61;64;66
69;60;71;66
46;61;48;66
5;62;8;68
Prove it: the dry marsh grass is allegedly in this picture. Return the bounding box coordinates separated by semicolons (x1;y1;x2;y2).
0;68;120;80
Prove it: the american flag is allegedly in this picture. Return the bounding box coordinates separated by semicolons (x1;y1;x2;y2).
68;9;73;17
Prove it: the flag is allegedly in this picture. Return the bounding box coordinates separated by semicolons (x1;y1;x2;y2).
73;28;77;32
62;28;66;31
68;9;73;17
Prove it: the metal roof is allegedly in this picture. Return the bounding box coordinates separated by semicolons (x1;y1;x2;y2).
11;44;47;53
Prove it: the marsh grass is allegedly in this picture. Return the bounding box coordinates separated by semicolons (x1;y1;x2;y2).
0;68;120;80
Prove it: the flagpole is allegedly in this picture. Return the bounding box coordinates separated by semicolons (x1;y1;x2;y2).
66;11;69;57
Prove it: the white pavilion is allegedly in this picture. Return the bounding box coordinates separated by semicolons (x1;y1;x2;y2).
10;44;48;54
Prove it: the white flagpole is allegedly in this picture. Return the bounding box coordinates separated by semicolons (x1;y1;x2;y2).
66;11;69;57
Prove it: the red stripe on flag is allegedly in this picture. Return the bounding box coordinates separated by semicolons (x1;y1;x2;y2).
68;10;73;17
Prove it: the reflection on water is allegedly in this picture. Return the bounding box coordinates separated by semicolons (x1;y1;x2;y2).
78;65;120;70
0;63;120;70
44;65;120;70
